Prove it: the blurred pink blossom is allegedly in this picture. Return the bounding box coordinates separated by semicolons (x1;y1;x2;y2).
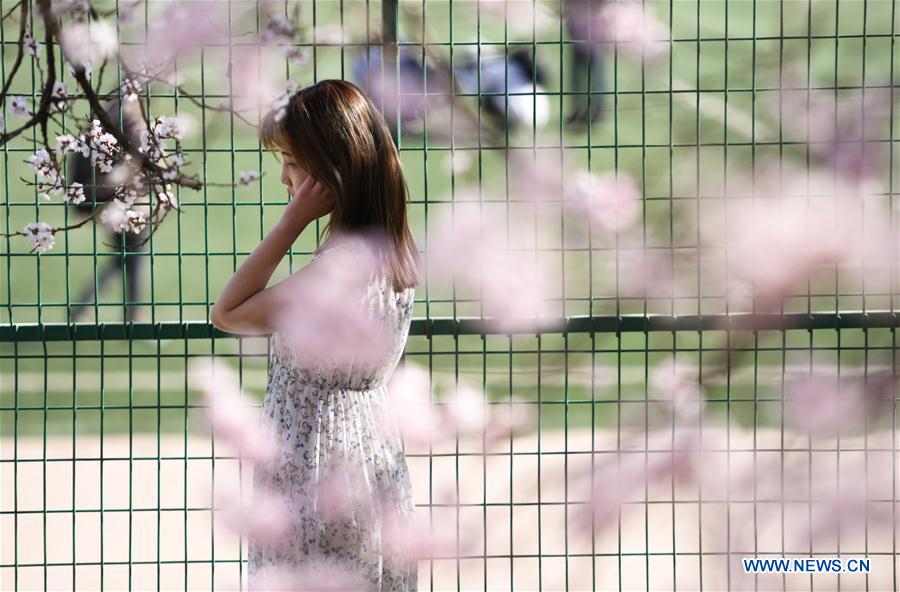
616;247;676;300
650;357;704;421
227;46;295;119
384;365;536;450
481;397;535;445
570;429;698;537
566;170;641;232
773;77;893;191
601;2;669;59
785;372;895;436
272;230;395;371
308;459;463;565
123;1;226;76
705;173;868;311
215;483;292;545
191;359;280;464
380;498;465;561
566;0;669;60
442;382;487;434
311;462;376;524
426;204;562;333
436;377;536;445
799;476;894;550
383;364;449;447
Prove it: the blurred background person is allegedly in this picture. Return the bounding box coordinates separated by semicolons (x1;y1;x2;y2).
565;0;608;127
68;96;149;323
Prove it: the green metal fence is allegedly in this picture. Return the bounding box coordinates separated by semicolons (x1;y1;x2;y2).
2;0;899;590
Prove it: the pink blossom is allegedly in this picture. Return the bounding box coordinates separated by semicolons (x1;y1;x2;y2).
481;397;535;445
357;67;432;132
706;172;866;310
649;357;703;421
616;247;677;300
784;373;894;436
215;483;292;545
380;500;462;561
426;204;562;333
570;429;698;537
311;462;377;524
383;364;448;447
566;0;669;60
440;381;536;444
309;460;456;564
774;80;893;190
227;45;287;117
567;170;641;232
190;359;281;464
599;2;669;59
271;231;395;371
442;382;487;435
123;2;225;78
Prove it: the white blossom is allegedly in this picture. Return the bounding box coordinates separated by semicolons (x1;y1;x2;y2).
65;182;86;204
73;133;90;157
55;134;80;155
115;186;140;208
23;27;42;58
8;96;30;118
40;174;66;201
120;78;142;102
260;16;297;44
138;129;152;153
284;46;310;64
59;20;118;65
100;198;128;230
238;170;261;186
87;119;119;173
124;209;146;233
131;170;147;191
152;115;186;141
270;80;298;123
137;129;165;161
23;222;54;253
158;188;178;212
51;81;68;100
26;149;57;182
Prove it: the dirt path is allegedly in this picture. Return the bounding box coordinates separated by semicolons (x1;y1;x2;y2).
2;426;897;591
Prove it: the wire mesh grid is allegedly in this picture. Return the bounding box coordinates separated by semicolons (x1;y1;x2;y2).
1;0;899;590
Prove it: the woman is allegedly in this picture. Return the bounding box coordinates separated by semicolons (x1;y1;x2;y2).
210;79;420;591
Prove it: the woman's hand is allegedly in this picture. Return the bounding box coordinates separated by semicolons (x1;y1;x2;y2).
210;174;337;335
284;175;335;227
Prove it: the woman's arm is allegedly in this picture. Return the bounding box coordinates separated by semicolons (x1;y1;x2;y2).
210;176;334;335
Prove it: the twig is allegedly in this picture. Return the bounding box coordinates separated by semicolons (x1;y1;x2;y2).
1;208;99;238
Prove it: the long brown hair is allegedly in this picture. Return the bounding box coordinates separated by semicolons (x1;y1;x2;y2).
258;79;420;293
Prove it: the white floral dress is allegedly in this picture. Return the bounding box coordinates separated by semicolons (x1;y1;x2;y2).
248;243;418;591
